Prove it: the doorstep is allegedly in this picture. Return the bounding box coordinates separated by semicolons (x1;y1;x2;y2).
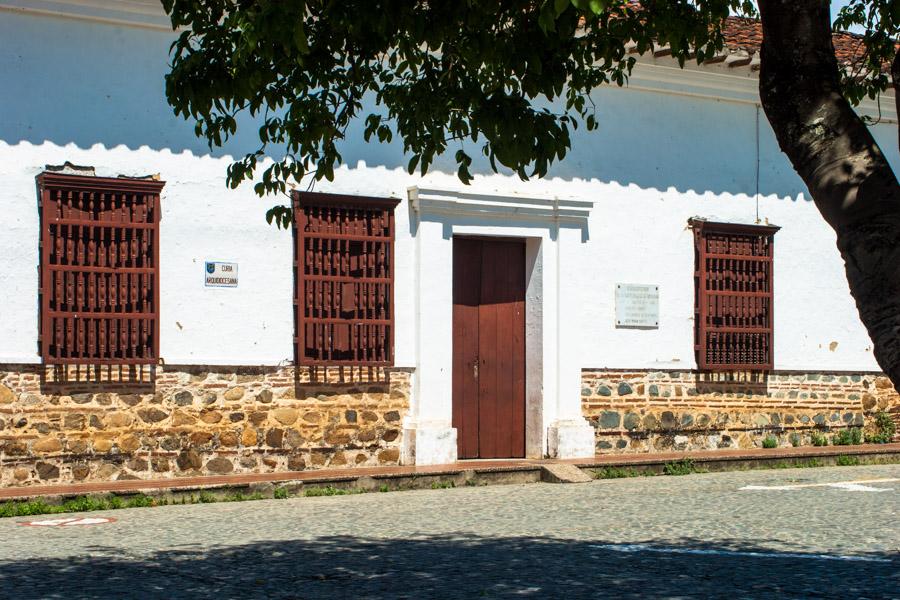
1;444;899;501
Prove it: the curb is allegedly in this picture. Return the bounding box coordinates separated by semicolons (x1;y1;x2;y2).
1;445;898;508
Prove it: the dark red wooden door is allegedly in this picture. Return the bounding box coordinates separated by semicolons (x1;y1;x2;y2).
453;238;526;459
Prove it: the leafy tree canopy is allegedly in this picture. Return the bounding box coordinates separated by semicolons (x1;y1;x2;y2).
163;1;898;227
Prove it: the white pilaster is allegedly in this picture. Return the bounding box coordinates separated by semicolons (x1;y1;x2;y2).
402;205;458;465
547;223;595;458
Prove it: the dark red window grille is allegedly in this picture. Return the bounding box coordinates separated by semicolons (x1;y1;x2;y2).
691;219;780;371
37;172;164;365
292;191;399;367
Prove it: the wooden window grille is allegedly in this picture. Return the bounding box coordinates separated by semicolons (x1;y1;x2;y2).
292;191;400;367
37;172;164;366
691;219;780;371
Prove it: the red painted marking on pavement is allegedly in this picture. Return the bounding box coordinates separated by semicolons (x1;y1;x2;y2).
18;516;116;527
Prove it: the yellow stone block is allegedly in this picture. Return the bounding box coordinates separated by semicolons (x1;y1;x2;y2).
33;437;62;453
272;408;299;426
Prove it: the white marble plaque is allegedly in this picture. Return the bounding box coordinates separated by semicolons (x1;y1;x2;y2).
615;284;659;328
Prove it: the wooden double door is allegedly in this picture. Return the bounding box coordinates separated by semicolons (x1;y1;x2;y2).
452;237;526;459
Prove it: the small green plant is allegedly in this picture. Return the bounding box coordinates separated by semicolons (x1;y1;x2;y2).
222;492;264;502
304;485;365;497
593;466;643;479
0;499;54;518
273;486;290;500
197;491;217;503
663;458;702;476
124;494;158;508
790;434;801;447
833;428;863;446
865;412;897;444
304;486;344;497
60;496;108;513
430;480;455;489
810;431;828;446
836;454;860;466
762;436;778;449
378;484;390;493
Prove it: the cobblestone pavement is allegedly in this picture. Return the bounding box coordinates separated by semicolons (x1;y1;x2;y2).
1;464;898;599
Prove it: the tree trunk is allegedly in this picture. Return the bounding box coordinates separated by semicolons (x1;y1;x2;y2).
757;0;900;390
893;47;900;152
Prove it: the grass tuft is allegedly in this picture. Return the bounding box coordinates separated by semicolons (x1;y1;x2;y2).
836;454;860;466
303;485;367;497
663;458;705;476
593;466;643;479
430;480;455;489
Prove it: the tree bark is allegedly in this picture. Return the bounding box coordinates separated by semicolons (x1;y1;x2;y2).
893;47;900;153
757;0;900;390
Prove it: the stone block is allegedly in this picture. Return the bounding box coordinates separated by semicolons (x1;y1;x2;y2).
174;391;194;406
36;462;59;480
106;412;133;428
224;387;245;401
0;385;15;404
377;448;400;463
272;408;299;426
621;412;641;430
599;411;621;429
118;435;141;453
176;449;202;471
266;428;284;448
138;408;168;423
241;427;259;447
32;437;62;453
199;410;223;424
205;457;233;474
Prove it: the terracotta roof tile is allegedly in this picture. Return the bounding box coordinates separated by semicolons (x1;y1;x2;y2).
721;16;867;66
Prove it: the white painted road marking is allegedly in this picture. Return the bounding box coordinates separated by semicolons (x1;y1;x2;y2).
589;543;893;563
18;517;115;527
740;477;898;492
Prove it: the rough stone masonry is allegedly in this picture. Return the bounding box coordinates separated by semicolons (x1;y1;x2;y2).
0;365;410;487
582;369;900;452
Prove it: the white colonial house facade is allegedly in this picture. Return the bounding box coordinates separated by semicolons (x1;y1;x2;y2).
0;1;897;486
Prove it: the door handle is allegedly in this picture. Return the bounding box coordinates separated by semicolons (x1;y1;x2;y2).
473;361;478;379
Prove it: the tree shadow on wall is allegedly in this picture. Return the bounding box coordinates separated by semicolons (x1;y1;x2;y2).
0;533;895;599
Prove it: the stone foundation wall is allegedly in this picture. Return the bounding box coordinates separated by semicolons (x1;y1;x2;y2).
582;369;900;453
0;364;410;487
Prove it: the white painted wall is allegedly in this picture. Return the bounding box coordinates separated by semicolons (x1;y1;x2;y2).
1;9;898;376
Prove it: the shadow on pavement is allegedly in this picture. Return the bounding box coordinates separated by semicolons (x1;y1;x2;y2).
0;534;896;599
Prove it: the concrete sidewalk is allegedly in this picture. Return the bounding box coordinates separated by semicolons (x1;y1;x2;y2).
2;443;898;501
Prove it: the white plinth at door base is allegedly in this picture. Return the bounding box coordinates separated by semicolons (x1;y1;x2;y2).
401;422;458;466
547;419;596;459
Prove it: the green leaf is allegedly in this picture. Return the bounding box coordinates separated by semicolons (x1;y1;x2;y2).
588;0;606;15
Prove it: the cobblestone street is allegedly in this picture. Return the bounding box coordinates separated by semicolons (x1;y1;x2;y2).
1;464;898;599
